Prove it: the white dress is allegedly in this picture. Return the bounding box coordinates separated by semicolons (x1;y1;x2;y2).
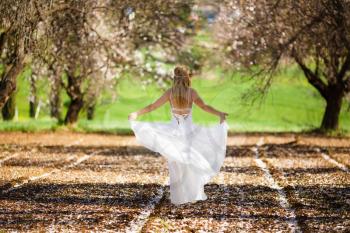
129;90;228;205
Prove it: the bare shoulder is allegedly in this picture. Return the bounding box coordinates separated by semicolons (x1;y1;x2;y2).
189;88;199;99
164;88;172;96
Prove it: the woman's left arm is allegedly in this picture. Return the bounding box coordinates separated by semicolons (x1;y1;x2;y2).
128;89;170;120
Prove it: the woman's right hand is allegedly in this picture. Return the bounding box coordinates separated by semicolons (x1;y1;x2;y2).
219;112;228;124
128;112;138;121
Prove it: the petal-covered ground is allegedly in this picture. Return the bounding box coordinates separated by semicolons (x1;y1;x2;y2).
0;132;349;232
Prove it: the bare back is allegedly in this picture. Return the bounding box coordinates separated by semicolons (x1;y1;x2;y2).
169;88;193;116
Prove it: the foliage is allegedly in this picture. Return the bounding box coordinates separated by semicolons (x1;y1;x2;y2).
0;0;46;107
0;0;197;123
215;0;350;130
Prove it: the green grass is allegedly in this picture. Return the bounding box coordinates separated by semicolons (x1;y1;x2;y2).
1;65;350;134
0;118;58;132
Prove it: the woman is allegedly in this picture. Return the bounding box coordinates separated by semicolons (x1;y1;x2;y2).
128;66;228;205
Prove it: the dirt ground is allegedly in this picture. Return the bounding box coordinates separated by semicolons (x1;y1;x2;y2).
0;132;349;232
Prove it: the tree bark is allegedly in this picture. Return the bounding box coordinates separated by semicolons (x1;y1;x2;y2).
29;74;37;118
64;74;84;125
321;87;344;131
49;73;62;120
65;97;84;124
87;104;95;120
29;99;37;118
0;60;24;109
1;92;16;120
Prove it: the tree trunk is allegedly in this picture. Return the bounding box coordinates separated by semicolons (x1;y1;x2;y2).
0;60;23;108
64;98;84;124
49;74;61;120
87;104;95;120
29;74;37;118
29;100;37;118
64;73;84;125
321;88;344;131
1;92;16;120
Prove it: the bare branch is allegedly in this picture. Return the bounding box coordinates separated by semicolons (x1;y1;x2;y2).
338;51;350;82
292;48;328;99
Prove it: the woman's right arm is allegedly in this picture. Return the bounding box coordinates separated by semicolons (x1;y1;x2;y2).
192;89;228;123
128;89;170;120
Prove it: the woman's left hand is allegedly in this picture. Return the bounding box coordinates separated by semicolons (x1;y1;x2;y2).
219;112;228;124
128;112;138;120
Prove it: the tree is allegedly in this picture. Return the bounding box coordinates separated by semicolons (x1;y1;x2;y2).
0;0;44;109
217;0;350;131
1;0;196;124
35;0;194;124
46;0;97;124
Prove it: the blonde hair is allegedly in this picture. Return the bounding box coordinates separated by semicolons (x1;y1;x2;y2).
171;66;191;108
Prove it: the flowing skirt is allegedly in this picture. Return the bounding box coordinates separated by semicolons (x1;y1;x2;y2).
129;114;228;205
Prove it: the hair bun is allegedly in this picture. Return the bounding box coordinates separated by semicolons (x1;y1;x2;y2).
174;66;190;79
